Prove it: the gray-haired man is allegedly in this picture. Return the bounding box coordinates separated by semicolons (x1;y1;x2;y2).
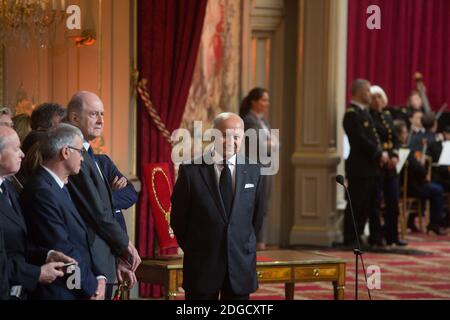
20;124;106;300
0;125;73;300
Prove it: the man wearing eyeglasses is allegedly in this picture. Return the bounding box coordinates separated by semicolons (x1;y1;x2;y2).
0;125;74;300
20;124;106;299
66;91;140;298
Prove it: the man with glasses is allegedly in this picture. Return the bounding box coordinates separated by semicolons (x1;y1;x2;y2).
0;125;74;300
66;91;140;298
20;124;106;299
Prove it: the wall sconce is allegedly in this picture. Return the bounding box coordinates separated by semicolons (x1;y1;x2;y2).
69;29;96;47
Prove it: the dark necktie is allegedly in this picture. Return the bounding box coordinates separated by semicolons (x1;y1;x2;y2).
87;146;94;158
0;182;13;208
219;163;233;217
62;185;73;203
86;147;104;181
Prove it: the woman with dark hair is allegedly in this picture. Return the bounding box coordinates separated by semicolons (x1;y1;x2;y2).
239;88;268;118
240;88;274;251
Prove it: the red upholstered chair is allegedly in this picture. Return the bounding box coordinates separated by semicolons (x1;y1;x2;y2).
143;163;179;252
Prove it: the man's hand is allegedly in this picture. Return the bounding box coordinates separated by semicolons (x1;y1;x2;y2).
387;157;399;170
111;176;128;191
381;151;389;164
123;241;141;272
117;259;137;289
39;262;65;284
46;251;77;265
90;278;106;300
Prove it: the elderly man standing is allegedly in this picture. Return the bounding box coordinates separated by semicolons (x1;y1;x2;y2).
21;124;107;300
171;112;266;300
66;92;139;298
0;125;73;300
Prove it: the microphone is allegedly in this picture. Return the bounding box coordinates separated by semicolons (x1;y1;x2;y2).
335;174;372;300
336;174;345;186
336;174;359;248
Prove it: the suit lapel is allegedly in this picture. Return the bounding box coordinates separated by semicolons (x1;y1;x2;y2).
62;190;88;232
199;164;228;223
84;152;113;204
92;154;114;200
39;168;88;232
0;193;26;231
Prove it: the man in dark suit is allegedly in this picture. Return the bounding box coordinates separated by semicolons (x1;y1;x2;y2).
343;79;387;247
171;112;265;300
21;124;106;299
0;125;74;299
66;92;140;297
16;103;66;188
408;110;425;152
95;154;138;232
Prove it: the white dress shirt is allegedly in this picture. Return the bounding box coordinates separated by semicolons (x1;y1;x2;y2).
212;152;237;194
41;165;65;188
411;126;425;134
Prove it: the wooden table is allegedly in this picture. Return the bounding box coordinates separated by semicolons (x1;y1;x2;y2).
136;250;346;300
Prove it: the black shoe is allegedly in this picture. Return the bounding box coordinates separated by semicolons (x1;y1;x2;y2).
407;221;420;233
387;239;408;246
368;239;386;248
427;225;448;236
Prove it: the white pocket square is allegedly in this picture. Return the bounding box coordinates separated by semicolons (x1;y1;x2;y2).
244;183;255;189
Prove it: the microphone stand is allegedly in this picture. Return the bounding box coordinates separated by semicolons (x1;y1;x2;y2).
338;177;372;300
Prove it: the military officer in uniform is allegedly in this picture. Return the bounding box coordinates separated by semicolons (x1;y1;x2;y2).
343;79;388;247
369;85;408;246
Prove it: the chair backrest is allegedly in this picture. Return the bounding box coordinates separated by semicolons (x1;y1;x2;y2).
143;163;178;251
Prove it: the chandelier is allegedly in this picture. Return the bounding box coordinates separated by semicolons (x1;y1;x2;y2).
0;0;67;48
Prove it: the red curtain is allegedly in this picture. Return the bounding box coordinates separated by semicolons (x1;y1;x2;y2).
347;0;450;109
137;0;207;297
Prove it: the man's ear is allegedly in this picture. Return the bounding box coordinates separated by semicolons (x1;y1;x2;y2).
68;111;79;125
61;147;70;160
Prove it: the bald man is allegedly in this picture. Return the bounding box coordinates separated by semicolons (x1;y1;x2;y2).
66;92;140;298
171;112;266;300
343;79;387;247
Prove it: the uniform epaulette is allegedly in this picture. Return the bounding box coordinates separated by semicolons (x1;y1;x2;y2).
384;110;391;115
346;107;356;113
401;108;407;113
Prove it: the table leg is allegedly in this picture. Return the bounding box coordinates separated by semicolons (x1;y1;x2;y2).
333;263;345;300
166;270;178;300
285;283;295;300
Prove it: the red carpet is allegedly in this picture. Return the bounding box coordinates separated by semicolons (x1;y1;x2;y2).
161;233;450;300
251;233;450;300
